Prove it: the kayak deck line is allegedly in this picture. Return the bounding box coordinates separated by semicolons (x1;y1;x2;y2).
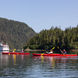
2;52;30;55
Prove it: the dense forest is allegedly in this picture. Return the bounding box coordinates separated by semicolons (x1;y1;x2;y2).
0;17;36;49
24;26;78;53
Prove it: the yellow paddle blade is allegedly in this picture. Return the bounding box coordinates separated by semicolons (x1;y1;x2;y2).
52;47;55;49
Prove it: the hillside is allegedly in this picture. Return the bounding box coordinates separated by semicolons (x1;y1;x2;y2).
0;17;36;49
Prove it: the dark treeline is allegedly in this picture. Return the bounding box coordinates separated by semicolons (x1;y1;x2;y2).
0;17;36;49
24;26;78;52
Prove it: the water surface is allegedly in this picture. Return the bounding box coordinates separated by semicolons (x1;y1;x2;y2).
0;53;78;78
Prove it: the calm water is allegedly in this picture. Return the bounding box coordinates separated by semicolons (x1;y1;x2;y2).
0;53;78;78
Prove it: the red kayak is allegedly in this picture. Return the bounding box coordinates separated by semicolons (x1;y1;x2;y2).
2;52;30;55
32;53;78;56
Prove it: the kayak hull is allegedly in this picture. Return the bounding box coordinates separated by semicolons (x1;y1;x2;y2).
32;53;78;56
2;52;30;55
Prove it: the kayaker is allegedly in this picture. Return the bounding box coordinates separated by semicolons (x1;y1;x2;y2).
49;49;53;54
63;49;67;54
22;49;24;52
13;49;16;52
60;49;67;54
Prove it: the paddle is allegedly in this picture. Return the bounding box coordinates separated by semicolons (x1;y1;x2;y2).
60;49;64;54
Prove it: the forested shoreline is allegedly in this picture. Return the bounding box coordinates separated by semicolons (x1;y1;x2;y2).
24;26;78;53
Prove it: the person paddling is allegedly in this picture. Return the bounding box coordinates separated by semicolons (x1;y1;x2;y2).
60;49;67;54
48;49;53;54
63;49;67;54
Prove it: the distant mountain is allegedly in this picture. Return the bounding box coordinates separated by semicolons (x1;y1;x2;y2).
0;17;36;49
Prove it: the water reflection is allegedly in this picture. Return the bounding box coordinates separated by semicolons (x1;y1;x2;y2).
39;56;56;68
32;56;78;78
0;54;78;78
13;55;16;65
0;54;9;68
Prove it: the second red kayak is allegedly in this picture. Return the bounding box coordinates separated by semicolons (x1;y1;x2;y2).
32;53;78;56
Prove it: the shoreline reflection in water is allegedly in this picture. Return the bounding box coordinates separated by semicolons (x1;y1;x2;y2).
0;54;78;78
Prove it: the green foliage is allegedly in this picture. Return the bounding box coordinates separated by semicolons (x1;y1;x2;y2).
26;26;78;51
0;17;36;49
